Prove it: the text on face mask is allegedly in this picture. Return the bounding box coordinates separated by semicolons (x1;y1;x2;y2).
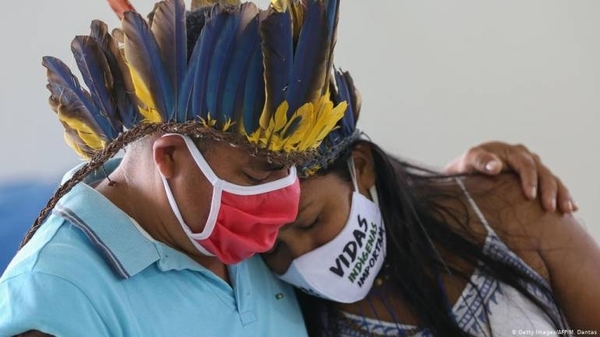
329;215;385;287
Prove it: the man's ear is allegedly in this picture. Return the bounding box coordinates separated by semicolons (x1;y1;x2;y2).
351;142;376;196
153;135;188;179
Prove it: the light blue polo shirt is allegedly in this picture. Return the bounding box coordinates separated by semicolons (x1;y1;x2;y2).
0;159;307;337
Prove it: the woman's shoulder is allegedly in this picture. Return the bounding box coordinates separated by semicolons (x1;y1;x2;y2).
461;175;600;328
428;173;553;236
461;173;566;235
460;173;575;281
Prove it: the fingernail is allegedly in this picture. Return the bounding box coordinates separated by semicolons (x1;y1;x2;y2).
531;187;537;199
485;161;499;172
551;197;557;211
566;201;573;213
572;200;579;211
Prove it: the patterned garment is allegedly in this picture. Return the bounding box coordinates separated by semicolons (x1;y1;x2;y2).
330;180;567;336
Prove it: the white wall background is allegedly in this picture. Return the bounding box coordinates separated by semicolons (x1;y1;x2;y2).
0;1;598;240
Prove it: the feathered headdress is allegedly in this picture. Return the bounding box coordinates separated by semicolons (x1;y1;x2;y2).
298;69;362;177
22;0;347;248
44;0;346;165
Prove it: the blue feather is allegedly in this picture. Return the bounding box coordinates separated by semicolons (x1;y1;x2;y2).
42;56;113;138
242;45;264;133
222;11;261;128
150;0;187;120
325;0;339;45
323;0;340;93
260;10;293;120
89;20;139;129
122;11;174;120
206;7;242;128
71;36;119;138
230;59;252;132
334;69;355;136
286;1;329;114
180;8;227;122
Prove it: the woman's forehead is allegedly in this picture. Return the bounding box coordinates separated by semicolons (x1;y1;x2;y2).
299;174;349;205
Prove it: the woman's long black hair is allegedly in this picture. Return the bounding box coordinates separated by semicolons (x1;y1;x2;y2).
298;140;567;336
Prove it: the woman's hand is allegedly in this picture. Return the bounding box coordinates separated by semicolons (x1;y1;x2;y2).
444;141;576;213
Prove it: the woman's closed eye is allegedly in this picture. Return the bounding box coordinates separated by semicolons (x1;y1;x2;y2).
298;217;319;231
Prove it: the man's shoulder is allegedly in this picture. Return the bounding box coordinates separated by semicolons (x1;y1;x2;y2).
2;213;115;288
0;217;112;336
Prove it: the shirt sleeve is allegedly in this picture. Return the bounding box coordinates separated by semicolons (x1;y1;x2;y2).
0;271;111;337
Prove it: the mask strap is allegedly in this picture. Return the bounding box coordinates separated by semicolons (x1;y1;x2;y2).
163;133;220;185
158;173;215;256
347;157;380;206
346;157;360;192
369;185;380;206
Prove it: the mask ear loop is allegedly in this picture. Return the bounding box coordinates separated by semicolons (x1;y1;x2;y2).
348;156;380;206
369;185;380;207
346;157;360;192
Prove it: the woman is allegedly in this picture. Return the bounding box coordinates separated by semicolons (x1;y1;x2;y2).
262;71;600;336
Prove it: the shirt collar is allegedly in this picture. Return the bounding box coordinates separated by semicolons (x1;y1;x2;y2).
54;158;214;279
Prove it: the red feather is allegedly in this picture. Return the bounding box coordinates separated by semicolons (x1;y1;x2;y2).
107;0;137;20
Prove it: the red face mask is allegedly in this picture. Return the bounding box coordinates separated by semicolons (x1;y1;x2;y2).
159;134;300;265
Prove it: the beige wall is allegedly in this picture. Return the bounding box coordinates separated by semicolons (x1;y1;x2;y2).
1;0;598;241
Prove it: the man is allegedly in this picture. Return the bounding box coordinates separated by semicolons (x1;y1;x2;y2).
0;0;575;336
1;0;345;335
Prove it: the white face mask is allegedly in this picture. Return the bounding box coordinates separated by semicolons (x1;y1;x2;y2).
277;159;387;303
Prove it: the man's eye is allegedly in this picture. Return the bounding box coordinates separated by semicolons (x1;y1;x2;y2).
243;172;267;184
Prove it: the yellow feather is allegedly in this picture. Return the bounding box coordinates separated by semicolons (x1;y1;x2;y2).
222;119;235;131
267;133;284;151
311;102;346;146
192;0;241;10
58;114;106;150
290;1;305;40
279;112;301;136
282;103;314;150
129;66;163;123
246;129;261;144
270;0;287;12
272;101;290;132
258;105;273;131
319;101;347;138
200;113;217;127
299;102;324;151
298;96;346;150
302;165;321;177
63;132;90;159
245;94;347;154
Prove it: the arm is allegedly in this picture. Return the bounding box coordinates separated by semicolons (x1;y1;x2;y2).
445;141;576;213
537;211;600;329
0;272;109;337
480;175;600;329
